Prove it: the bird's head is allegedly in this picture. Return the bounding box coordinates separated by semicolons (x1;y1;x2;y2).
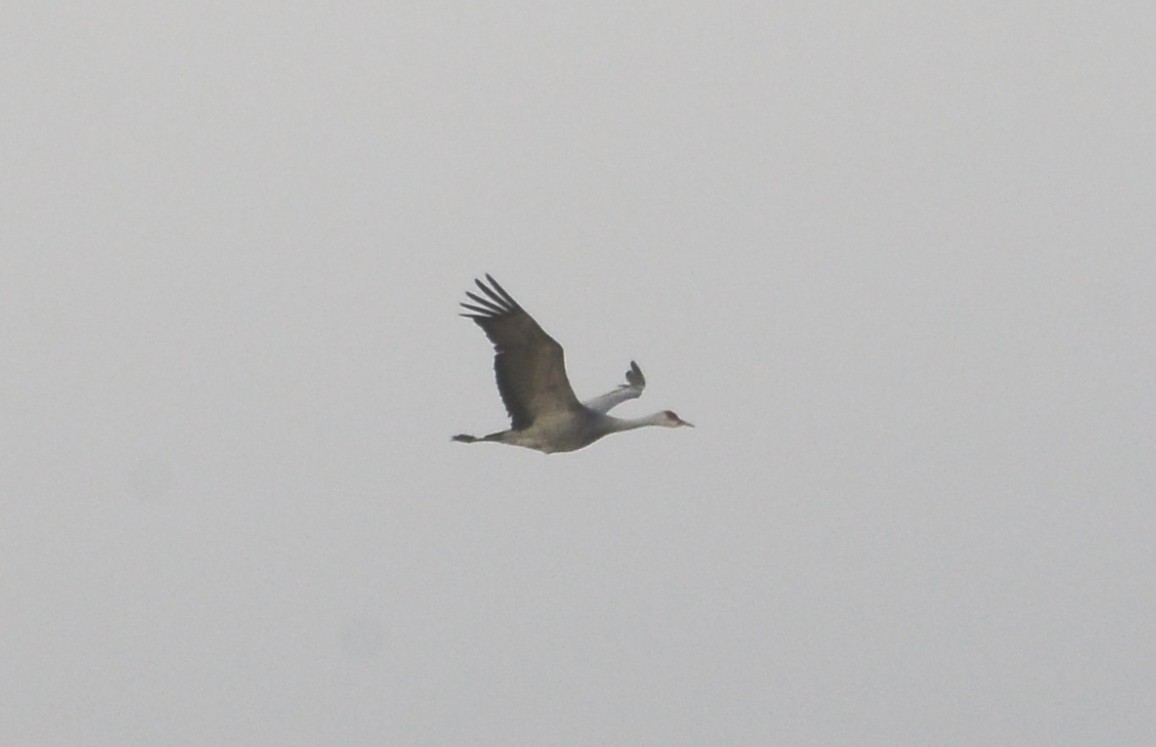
661;410;694;428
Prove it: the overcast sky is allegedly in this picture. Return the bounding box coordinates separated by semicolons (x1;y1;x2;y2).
3;3;1155;745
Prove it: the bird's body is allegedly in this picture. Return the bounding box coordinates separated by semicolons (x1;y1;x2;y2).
453;409;679;454
454;275;692;454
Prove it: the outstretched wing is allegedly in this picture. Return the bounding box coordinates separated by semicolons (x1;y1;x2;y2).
460;275;582;429
582;360;647;414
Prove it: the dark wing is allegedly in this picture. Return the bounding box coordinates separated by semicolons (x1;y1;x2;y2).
460;274;582;429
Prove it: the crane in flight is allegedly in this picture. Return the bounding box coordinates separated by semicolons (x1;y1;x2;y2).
453;275;693;454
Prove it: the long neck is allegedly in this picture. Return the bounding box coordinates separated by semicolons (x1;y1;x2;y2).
599;411;670;434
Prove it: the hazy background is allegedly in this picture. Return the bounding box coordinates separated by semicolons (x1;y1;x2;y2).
4;3;1154;744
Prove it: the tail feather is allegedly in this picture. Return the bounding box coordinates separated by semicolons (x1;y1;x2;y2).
452;434;479;443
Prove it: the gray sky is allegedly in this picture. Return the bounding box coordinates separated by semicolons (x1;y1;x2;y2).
4;2;1155;745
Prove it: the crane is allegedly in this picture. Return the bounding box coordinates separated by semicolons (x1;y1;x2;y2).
453;274;692;453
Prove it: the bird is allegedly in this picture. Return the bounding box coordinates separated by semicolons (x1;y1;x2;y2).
453;274;693;454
